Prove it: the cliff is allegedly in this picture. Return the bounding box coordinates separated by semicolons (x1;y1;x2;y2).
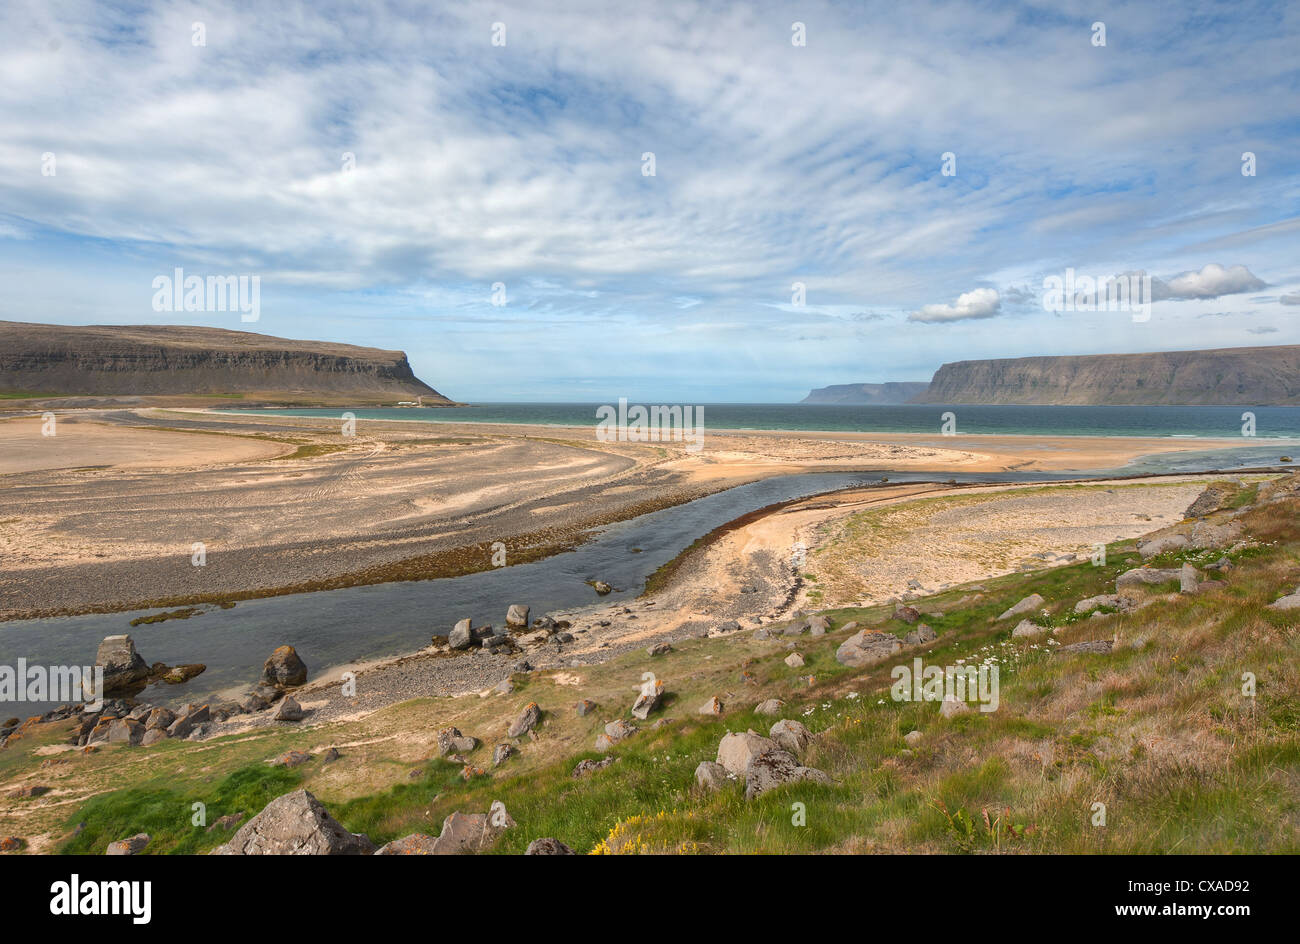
915;345;1300;405
0;321;452;403
800;381;930;404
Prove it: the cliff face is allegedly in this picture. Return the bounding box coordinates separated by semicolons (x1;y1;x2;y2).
0;321;452;402
801;381;930;404
916;345;1300;406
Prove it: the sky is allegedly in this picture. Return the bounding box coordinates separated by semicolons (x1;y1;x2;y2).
1;0;1298;402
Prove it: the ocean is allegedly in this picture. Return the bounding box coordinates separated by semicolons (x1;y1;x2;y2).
219;402;1300;439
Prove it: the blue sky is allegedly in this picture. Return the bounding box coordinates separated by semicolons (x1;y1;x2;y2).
1;0;1298;401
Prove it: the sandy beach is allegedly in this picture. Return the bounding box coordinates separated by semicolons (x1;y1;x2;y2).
0;407;1271;620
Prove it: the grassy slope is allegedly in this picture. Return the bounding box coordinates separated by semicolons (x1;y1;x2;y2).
2;479;1296;854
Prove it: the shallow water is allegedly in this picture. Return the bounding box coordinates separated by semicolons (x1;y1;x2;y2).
0;450;1281;717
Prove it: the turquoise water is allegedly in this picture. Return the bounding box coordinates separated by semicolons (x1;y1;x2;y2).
219;403;1300;439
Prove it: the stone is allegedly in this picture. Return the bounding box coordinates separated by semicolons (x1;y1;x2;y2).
697;696;724;716
374;833;441;855
1055;639;1114;655
939;695;971;718
631;680;664;720
769;719;813;756
784;652;805;668
437;727;478;756
162;663;206;684
9;784;50;798
647;642;674;657
807;615;830;635
835;628;901;668
93;635;149;694
261;646;308;688
603;719;636;743
105;833;150;855
573;756;616;778
505;604;530;628
997;594;1045;620
903;623;937;645
212;789;375;855
526;837;575;855
694;760;732;791
1266;588;1300;610
744;750;831;800
507;702;542;738
893;605;921;624
716;729;778;776
754;698;785;716
273;750;313;768
107;718;145;745
207;813;246;833
519;630;551;647
433;809;513;854
0;837;25;852
1116;567;1182;590
144;707;176;730
903;729;923;747
576;699;597;716
1074;594;1120;614
591;580;613;595
449;619;474;650
493;743;515;766
1012;619;1049;638
322;747;341;763
141;728;168;747
1179;563;1201;594
274;696;304;722
1138;533;1189;558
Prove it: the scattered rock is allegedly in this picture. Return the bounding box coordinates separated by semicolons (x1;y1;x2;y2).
631;680;664;720
694;760;732;791
893;605;921;624
807;615;830;635
449;619;474;650
207;813;246;833
744;749;831;800
590;580;613;595
105;833;149;855
602;719;637;744
493;743;515;766
507;702;542;738
526;837;575;855
162;663;206;684
835;628;901;668
505;604;530;628
1011;619;1049;638
1074;594;1120;614
273;750;313;768
647;642;673;657
784;652;805;668
1267;588;1300;610
754;698;785;716
273;696;304;722
261;646;308;688
1116;567;1181;590
939;695;971;718
903;623;937;645
903;730;923;747
697;696;724;716
374;833;441;855
576;699;597;716
997;594;1045;620
769;719;813;755
0;837;25;852
1179;563;1201;594
1055;639;1114;655
437;727;478;756
213;789;375;855
717;729;778;776
93;635;150;694
573;756;616;778
9;784;50;799
1138;533;1189;558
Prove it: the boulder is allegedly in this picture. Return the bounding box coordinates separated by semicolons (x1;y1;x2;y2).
93;635;149;694
939;695;971;718
1179;563;1201;594
697;696;724;716
1116;567;1181;590
144;707;176;731
492;743;515;766
576;699;597;716
903;623;937;645
835;629;901;668
903;729;923;747
744;750;831;800
433;809;513;854
261;646;308;688
647;642;674;657
506;702;542;738
893;605;921;624
505;604;530;629
1055;639;1114;655
1011;619;1049;638
717;729;778;776
273;750;313;768
1266;588;1300;610
754;698;785;716
784;652;805;668
449;619;474;650
107;718;145;745
141;728;168;747
573;756;617;778
631;680;664;720
374;833;441;855
997;594;1045;620
603;719;637;744
212;789;375;855
769;719;813;756
591;580;613;595
694;760;732;791
437;727;478;756
1138;533;1189;558
273;696;304;722
526;837;575;855
161;663;206;684
105;833;150;855
1074;594;1120;614
807;615;830;635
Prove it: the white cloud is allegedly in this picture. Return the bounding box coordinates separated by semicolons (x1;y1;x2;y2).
1156;264;1266;300
908;288;1001;324
1279;293;1300;306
